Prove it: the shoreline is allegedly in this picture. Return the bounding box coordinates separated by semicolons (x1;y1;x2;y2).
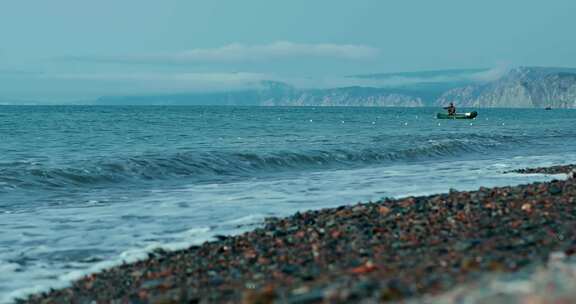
20;165;576;303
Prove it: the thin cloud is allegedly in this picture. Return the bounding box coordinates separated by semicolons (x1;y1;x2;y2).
45;72;268;81
41;72;272;92
65;41;380;64
38;66;508;94
467;66;509;82
341;67;510;88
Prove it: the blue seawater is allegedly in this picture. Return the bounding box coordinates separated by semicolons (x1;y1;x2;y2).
0;106;575;302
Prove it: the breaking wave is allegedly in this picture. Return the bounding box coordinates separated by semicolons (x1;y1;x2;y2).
0;134;516;191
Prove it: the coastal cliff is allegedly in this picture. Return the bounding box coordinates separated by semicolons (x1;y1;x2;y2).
437;67;576;108
95;81;424;107
258;83;423;107
93;67;576;108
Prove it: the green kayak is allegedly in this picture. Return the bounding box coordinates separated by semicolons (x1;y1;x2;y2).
436;111;478;119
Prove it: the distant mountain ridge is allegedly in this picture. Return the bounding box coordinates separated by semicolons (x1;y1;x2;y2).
94;67;576;108
258;82;423;107
96;81;424;107
0;98;43;105
437;67;576;108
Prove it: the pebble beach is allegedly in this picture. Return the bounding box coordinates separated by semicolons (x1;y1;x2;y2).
19;165;576;303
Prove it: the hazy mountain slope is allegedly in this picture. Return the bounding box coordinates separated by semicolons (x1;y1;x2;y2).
260;84;423;107
437;67;576;108
350;68;488;80
93;67;576;108
0;98;43;105
349;68;490;104
95;91;262;106
95;81;424;107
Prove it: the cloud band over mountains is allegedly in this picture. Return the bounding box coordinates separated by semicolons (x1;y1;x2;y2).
65;41;380;64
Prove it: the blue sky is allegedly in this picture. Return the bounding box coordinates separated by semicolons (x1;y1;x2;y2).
1;0;575;102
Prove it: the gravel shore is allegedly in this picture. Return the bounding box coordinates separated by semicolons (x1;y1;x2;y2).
20;165;576;303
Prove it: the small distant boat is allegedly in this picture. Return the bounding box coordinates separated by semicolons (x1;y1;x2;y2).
436;111;478;119
545;106;552;110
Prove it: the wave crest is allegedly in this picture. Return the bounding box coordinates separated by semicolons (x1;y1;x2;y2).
0;134;512;191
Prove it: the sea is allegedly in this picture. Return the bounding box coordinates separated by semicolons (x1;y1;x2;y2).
1;106;575;302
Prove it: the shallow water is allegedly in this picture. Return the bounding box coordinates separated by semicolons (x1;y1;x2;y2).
1;106;575;302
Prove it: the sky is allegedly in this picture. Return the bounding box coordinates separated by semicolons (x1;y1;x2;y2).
1;0;575;102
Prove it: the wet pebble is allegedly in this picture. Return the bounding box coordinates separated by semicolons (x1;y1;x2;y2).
21;164;576;303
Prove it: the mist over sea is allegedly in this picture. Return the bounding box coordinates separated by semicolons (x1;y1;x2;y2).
1;106;575;302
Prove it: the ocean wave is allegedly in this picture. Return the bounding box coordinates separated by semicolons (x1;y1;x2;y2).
0;135;514;191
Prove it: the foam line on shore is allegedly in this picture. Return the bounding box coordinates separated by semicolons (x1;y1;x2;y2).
2;217;267;304
18;164;576;303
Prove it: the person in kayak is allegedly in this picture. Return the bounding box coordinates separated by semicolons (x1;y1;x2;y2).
444;102;456;115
